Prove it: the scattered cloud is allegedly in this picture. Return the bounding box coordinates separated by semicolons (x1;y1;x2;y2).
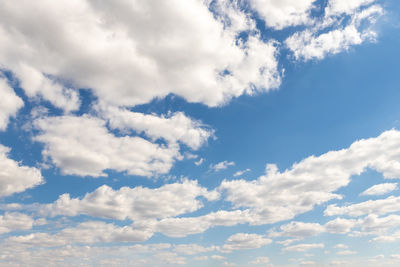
0;145;43;197
209;160;235;172
360;183;398;196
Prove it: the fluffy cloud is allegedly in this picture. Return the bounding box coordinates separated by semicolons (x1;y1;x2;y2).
0;145;43;197
221;233;272;253
269;221;325;238
6;220;153;246
40;179;219;221
221;130;400;224
250;257;269;264
173;244;216;255
286;2;382;60
360;183;398;196
248;0;315;30
0;212;34;235
0;77;23;131
98;105;214;150
33;115;181;177
283;243;324;252
0;0;281;109
325;195;400;217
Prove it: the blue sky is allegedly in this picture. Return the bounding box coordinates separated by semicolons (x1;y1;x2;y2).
1;0;400;266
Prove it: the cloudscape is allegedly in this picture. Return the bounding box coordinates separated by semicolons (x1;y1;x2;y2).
0;0;400;266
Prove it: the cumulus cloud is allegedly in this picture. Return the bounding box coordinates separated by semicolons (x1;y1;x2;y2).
33;115;181;177
0;0;281;109
220;130;400;224
248;0;316;30
99;106;214;150
283;243;324;252
0;77;23;131
0;212;34;235
220;233;272;253
325;195;400;217
360;183;398;196
250;256;269;264
6;220;153;246
286;2;383;60
0;144;43;197
40;179;219;221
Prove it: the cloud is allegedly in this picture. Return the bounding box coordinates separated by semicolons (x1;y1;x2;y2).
0;144;43;197
40;179;219;221
33;115;181;177
250;257;269;264
233;168;251;177
209;160;235;172
220;233;272;253
286;2;383;60
283;243;324;252
6;220;153;246
360;183;398;196
98;105;214;150
0;77;23;131
325;195;400;217
337;250;357;255
0;212;34;235
220;130;400;225
334;244;349;249
269;221;325;238
0;0;281;109
248;0;315;30
173;244;216;255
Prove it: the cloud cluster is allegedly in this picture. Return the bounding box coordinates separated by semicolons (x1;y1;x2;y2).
40;179;219;220
0;0;281;109
0;144;43;197
0;77;23;131
34;115;182;177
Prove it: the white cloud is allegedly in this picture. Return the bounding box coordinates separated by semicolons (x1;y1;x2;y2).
324;217;357;234
360;183;398;196
0;212;34;235
221;233;272;253
286;3;383;60
173;244;216;255
325;0;376;17
0;77;23;131
283;243;324;252
210;160;235;172
249;0;316;30
98;105;214;150
33;115;181;177
269;221;325;238
325;195;400;217
0;144;43;197
40;179;219;221
250;257;269;264
337;250;357;255
6;220;153;246
0;0;281;109
334;244;349;249
233;168;251;177
195;158;205;166
221;130;400;225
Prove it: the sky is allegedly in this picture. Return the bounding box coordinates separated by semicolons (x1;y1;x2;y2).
0;0;400;266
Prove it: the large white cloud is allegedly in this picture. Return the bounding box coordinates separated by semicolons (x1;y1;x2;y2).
0;145;43;197
40;179;219;221
0;0;281;109
286;3;382;60
97;105;214;150
0;77;23;131
248;0;316;30
33;115;182;177
0;212;34;235
220;130;400;224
